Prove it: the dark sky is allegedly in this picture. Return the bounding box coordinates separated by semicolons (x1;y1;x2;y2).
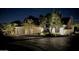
0;8;79;23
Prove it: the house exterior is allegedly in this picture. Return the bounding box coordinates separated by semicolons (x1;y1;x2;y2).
50;25;74;35
3;11;74;36
49;17;74;35
6;24;44;36
14;26;25;35
44;11;74;35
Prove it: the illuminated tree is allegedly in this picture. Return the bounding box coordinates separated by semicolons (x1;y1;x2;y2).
3;23;17;35
39;15;46;28
23;18;34;35
50;10;62;28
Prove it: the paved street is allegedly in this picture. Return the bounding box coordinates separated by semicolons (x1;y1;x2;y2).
5;36;70;51
0;34;79;51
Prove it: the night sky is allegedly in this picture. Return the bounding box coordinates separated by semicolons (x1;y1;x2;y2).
0;8;79;23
